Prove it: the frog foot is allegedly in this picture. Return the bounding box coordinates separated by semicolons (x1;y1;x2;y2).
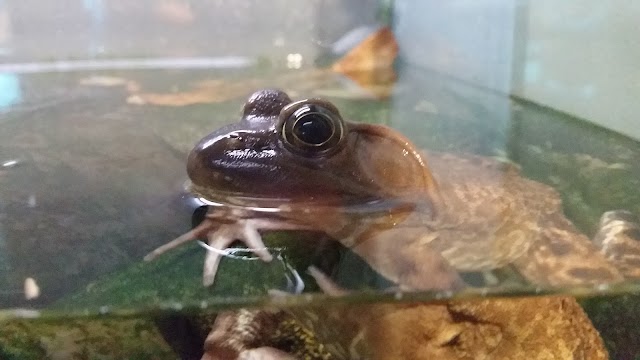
593;210;640;279
200;219;300;287
306;265;349;296
144;215;309;286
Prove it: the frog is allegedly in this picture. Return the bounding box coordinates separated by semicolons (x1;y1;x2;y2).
144;89;639;359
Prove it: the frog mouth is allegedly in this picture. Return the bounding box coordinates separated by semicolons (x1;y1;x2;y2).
185;181;421;217
187;180;317;211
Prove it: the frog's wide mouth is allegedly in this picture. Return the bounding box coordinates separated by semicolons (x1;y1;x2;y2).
185;181;419;216
188;181;307;212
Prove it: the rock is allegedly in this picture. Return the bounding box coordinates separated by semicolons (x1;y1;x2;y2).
239;296;609;359
363;296;607;359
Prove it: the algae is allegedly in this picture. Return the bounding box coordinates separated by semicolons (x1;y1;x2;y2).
0;317;176;360
54;231;336;311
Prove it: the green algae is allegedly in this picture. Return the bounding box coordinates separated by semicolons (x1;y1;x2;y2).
0;317;176;360
0;231;338;359
54;231;335;312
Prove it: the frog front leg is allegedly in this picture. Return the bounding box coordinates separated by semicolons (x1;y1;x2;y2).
144;207;310;286
339;226;467;292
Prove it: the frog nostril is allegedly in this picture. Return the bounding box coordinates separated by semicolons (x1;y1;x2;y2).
228;133;244;143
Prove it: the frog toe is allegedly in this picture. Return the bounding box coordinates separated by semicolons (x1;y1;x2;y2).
307;265;348;296
144;217;217;261
200;220;277;286
240;220;273;262
202;230;237;286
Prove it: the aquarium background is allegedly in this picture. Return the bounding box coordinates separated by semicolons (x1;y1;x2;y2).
395;0;640;140
0;0;639;359
2;1;637;138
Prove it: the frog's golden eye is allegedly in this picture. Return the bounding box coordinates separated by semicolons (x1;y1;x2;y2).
278;99;345;156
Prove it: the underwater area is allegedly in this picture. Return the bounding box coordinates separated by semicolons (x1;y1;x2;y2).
0;62;639;359
1;1;640;359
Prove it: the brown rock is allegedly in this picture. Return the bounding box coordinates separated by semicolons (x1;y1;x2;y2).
202;296;608;360
366;296;608;360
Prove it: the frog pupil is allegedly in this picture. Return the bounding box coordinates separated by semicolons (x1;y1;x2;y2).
292;114;334;145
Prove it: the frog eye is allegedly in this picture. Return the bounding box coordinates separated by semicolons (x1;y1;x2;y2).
279;99;345;156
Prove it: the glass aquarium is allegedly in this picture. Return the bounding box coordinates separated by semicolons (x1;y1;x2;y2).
0;0;639;359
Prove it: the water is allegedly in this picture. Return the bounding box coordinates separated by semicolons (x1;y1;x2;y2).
0;63;639;358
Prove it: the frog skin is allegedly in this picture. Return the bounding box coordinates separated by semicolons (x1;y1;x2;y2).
144;89;640;358
145;88;637;289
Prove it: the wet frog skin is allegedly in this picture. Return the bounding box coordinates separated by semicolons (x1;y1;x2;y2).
145;88;458;289
144;89;640;359
146;88;638;290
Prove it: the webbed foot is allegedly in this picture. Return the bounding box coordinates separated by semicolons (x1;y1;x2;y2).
200;219;286;287
593;210;640;279
144;208;310;287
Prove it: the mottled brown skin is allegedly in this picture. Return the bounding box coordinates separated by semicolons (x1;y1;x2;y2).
182;89;627;289
147;89;639;359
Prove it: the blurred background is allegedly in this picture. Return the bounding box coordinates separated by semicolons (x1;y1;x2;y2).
0;0;637;138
